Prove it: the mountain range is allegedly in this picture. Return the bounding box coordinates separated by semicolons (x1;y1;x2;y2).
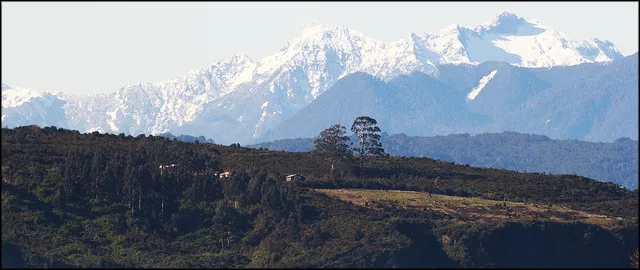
1;12;634;144
260;53;638;143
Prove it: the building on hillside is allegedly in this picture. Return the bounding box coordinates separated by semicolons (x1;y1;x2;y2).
286;174;303;182
219;171;231;178
159;164;177;175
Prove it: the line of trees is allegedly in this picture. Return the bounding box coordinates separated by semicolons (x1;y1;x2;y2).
312;116;386;169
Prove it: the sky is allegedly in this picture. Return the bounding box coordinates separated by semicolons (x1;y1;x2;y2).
2;2;638;95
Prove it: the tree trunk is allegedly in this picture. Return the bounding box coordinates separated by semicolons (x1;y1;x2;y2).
330;159;335;178
359;133;365;169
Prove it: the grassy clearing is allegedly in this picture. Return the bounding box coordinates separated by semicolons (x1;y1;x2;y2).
313;189;622;227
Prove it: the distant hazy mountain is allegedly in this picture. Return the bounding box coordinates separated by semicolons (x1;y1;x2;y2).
259;53;638;143
1;12;630;144
248;132;639;190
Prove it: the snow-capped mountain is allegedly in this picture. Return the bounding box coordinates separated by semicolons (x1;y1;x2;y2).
1;12;628;144
260;53;637;144
1;84;67;128
461;12;622;67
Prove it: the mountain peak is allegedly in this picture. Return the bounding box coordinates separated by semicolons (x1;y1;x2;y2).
478;11;528;34
210;52;254;68
283;20;369;53
1;83;10;91
409;32;421;41
228;52;253;63
444;24;462;31
291;20;335;43
495;11;518;19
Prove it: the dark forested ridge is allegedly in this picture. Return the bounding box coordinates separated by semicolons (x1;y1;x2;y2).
2;126;638;268
249;132;639;190
156;132;216;144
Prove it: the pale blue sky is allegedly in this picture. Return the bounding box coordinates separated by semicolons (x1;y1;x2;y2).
2;2;638;95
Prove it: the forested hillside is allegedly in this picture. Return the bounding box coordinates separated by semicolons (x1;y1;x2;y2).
249;132;639;190
156;132;216;144
2;126;638;268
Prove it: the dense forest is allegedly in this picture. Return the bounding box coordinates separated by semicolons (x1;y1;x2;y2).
2;126;638;268
249;131;639;190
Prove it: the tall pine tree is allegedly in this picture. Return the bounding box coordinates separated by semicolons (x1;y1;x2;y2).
351;116;385;169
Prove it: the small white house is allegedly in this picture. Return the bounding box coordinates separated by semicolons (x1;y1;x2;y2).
219;171;231;178
159;164;178;175
286;174;303;182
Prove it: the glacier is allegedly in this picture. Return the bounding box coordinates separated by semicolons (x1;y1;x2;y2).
467;70;498;101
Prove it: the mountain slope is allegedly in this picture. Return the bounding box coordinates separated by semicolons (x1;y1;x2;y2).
257;71;490;142
260;53;637;144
